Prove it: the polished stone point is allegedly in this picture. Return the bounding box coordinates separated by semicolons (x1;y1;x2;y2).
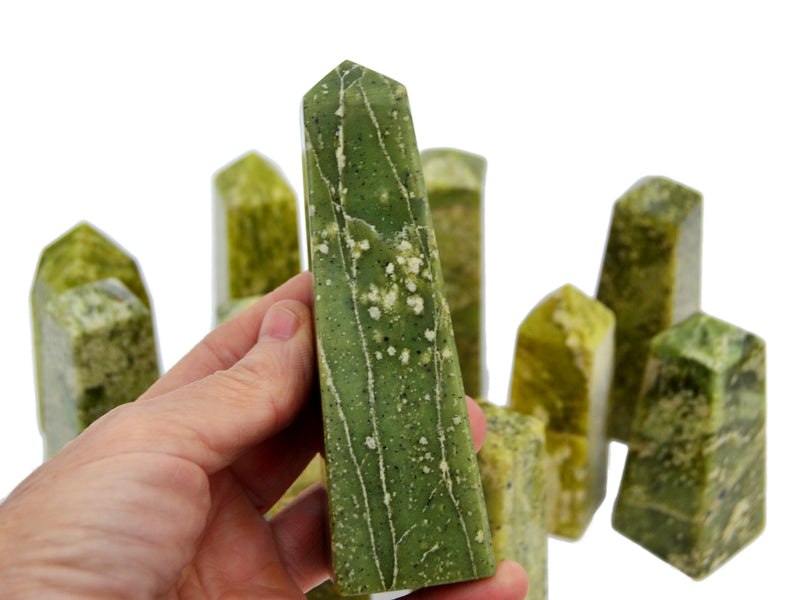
213;151;300;317
422;148;487;399
509;284;614;539
612;312;766;579
303;60;495;595
478;402;547;600
597;176;702;442
31;223;159;459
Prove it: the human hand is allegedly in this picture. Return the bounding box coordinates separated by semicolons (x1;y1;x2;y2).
0;271;528;599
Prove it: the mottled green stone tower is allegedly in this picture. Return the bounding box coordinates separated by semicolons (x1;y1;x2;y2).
303;60;496;595
478;402;547;600
509;284;615;539
31;223;160;459
213;151;300;321
597;176;702;442
422;148;487;399
613;312;765;579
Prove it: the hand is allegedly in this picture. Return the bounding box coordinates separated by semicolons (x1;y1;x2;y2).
0;272;528;599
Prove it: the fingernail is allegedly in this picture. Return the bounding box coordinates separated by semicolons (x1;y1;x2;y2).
261;303;300;341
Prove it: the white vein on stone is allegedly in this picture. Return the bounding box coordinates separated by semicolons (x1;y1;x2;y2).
343;213;381;236
357;78;423;246
420;542;441;563
394;523;418;557
319;344;386;589
431;288;478;576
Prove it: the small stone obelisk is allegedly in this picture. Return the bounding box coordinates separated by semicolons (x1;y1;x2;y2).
613;312;766;579
213;151;300;323
31;223;160;459
597;176;702;442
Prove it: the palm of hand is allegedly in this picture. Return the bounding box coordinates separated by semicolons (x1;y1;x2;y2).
0;439;322;599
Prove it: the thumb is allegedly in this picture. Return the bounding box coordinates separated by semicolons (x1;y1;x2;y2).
90;299;317;474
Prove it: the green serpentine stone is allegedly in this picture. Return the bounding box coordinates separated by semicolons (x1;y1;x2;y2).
612;312;765;579
478;402;547;600
421;148;486;399
597;176;702;442
303;60;496;595
213;151;300;318
31;223;159;459
509;284;614;539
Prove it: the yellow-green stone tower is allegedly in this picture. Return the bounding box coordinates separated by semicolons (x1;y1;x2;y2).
213;151;300;322
302;60;495;595
31;223;160;459
510;284;615;539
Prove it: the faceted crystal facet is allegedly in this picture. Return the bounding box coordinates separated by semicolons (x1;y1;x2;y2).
213;151;300;318
612;312;766;579
303;60;495;595
509;284;614;539
478;402;547;600
597;176;702;442
31;223;159;458
422;148;487;399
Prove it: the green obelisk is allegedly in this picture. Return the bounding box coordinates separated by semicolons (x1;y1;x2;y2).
31;223;160;459
478;402;547;600
597;176;702;442
510;284;614;539
213;151;300;323
302;60;496;595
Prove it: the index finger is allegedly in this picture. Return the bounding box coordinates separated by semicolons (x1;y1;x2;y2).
139;271;313;401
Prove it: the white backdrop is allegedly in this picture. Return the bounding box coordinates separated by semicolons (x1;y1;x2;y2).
1;2;797;598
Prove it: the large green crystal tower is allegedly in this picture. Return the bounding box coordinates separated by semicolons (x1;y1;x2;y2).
31;223;160;459
597;177;702;442
612;312;766;578
303;61;496;595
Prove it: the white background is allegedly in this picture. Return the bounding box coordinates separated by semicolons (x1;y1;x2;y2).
1;1;797;598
